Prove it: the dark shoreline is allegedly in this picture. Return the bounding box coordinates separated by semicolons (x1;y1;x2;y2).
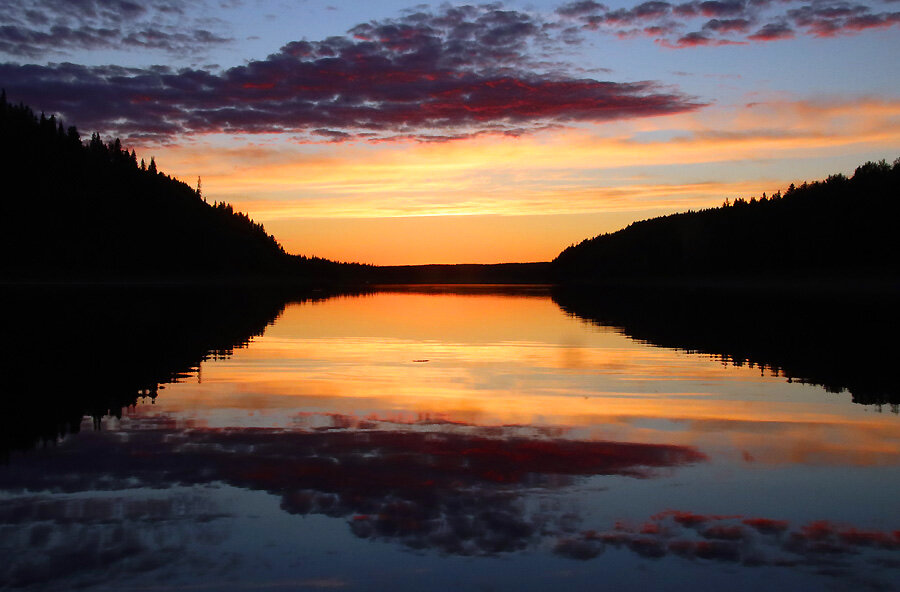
4;271;899;295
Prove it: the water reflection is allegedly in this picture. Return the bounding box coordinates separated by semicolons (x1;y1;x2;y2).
0;414;704;562
3;285;900;590
555;510;900;573
552;285;900;406
4;414;900;589
2;286;306;454
1;490;231;589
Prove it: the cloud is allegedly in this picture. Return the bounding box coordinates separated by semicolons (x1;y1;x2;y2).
603;1;674;24
557;1;610;17
702;17;753;32
660;30;737;45
0;0;232;58
4;2;894;147
843;10;900;30
784;2;900;36
563;0;900;46
3;1;895;145
0;5;703;143
697;0;749;17
747;21;795;39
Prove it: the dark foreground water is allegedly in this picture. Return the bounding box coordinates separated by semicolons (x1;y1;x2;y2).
2;285;900;591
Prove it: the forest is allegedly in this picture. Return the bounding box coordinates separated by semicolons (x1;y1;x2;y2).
3;92;898;285
553;159;900;282
0;92;359;281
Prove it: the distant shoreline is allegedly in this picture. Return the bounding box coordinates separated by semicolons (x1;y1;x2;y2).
4;270;899;295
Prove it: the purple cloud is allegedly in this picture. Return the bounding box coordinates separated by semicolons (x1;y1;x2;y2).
702;17;753;31
747;21;796;39
557;1;610;17
563;0;900;46
0;5;703;144
0;0;232;58
698;0;749;17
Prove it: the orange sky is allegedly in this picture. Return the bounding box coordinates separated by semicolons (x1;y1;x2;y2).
5;0;899;265
149;97;900;264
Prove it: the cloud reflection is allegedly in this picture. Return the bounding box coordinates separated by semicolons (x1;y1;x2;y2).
1;415;705;559
4;414;900;587
0;492;231;588
554;509;900;587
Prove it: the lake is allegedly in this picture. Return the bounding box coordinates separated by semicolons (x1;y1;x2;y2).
2;285;900;591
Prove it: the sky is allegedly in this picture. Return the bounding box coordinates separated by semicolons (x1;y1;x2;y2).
2;0;899;264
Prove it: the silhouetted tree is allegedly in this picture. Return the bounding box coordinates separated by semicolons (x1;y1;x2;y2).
0;95;361;281
554;158;900;281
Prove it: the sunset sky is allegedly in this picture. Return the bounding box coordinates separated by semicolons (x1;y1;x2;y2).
2;0;899;264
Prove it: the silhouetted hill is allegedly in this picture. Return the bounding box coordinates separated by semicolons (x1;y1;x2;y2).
553;159;900;282
0;92;362;281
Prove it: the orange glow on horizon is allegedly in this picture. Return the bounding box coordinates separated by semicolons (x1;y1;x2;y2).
133;96;900;264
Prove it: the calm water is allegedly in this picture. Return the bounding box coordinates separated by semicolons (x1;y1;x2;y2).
3;286;900;591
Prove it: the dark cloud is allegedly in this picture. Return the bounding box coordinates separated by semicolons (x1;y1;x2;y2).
659;30;746;45
747;21;796;38
0;5;703;143
674;30;717;44
313;128;354;142
787;1;870;26
702;17;753;31
698;0;749;17
604;1;674;24
557;1;610;17
3;1;895;145
844;10;900;29
674;1;703;17
564;0;900;46
0;0;231;58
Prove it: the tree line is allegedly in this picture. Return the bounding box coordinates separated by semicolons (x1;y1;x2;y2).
0;92;363;281
553;159;900;281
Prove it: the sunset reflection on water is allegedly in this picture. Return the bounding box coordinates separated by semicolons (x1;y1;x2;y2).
136;291;900;467
3;287;900;591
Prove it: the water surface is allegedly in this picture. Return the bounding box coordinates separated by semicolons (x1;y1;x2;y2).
3;286;900;591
